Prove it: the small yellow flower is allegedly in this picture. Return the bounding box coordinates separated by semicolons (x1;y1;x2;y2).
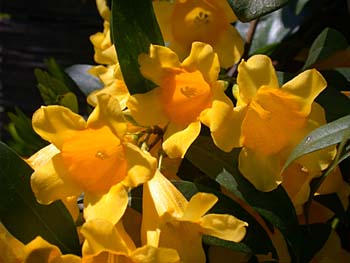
0;223;81;263
88;64;130;109
153;0;244;68
128;42;242;158
234;55;336;195
30;94;157;224
142;171;248;263
80;219;180;263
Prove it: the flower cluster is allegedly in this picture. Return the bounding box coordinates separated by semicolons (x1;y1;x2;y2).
1;0;349;262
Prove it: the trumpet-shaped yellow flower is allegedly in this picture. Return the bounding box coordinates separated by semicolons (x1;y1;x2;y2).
128;42;242;158
153;0;244;68
142;171;248;263
30;94;157;224
88;64;130;109
234;55;336;195
0;223;81;263
81;219;180;263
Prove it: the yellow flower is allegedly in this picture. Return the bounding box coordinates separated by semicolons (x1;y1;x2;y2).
128;42;242;158
90;20;118;65
80;219;180;263
234;55;336;194
95;0;110;21
142;171;248;263
0;223;81;263
153;0;244;68
30;94;157;224
88;64;130;109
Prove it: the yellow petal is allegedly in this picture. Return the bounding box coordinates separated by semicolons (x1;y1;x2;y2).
81;219;130;257
61;196;80;222
139;45;181;86
127;87;169;126
181;193;218;222
182;42;220;83
0;223;26;263
200;82;245;151
213;26;244;68
27;143;60;169
163;121;201;158
122;143;157;188
24;237;81;263
96;0;110;21
237;55;279;104
30;154;81;205
200;214;248;242
153;0;174;42
84;184;128;224
238;148;282;192
281;69;327;115
87;94;127;139
32;106;86;148
131;246;180;263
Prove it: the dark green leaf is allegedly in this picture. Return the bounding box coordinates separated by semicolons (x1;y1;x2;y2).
111;0;164;94
172;180;276;258
295;0;311;15
302;28;348;70
0;142;80;255
314;194;346;220
227;0;289;22
186;136;302;258
283;115;350;171
65;64;103;96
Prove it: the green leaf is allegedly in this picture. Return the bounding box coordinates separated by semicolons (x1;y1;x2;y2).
172;180;277;258
65;64;103;96
186;136;302;258
0;142;80;255
302;28;348;70
283;115;350;171
111;0;164;94
295;0;311;15
227;0;289;22
59;92;79;114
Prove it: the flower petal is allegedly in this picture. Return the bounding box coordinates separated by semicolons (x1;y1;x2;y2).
153;0;174;42
200;214;248;242
87;93;127;139
163;121;201;158
281;69;327;115
84;183;128;224
238;148;282;192
127;87;168;126
181;193;218;222
0;223;26;263
32;106;86;148
182;42;220;83
30;154;81;205
200;82;245;151
213;26;244;68
139;45;181;85
81;219;131;257
131;246;180;263
122;143;157;189
237;55;279;104
96;0;110;21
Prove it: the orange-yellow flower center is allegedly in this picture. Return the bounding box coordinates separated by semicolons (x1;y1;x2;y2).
60;126;127;194
161;70;212;125
242;87;307;155
171;0;228;48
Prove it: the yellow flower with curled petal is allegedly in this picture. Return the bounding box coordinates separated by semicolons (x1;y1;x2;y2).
80;219;180;263
30;94;157;224
153;0;244;68
142;171;248;263
128;42;242;158
233;55;336;195
0;223;81;263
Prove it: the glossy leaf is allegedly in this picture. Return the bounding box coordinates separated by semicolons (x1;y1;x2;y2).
111;0;163;94
186;136;302;258
227;0;289;22
283;115;350;171
65;64;103;96
0;142;80;255
302;28;348;70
